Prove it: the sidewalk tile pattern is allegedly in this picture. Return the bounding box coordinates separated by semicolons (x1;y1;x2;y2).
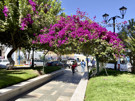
14;66;85;101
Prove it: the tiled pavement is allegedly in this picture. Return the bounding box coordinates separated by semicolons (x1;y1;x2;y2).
12;66;85;101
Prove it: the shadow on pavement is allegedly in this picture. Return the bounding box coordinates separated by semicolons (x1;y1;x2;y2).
10;68;83;101
52;69;83;84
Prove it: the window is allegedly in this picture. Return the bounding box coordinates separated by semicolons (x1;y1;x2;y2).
39;60;43;62
3;60;8;62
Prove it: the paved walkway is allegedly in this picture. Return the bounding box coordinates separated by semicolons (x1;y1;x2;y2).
12;66;85;101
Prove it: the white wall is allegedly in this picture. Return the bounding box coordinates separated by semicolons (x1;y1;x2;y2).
4;47;44;60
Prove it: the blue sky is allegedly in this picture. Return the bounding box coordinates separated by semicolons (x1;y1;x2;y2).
60;0;135;32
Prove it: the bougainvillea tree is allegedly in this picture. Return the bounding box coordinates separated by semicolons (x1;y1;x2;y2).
34;10;125;73
0;0;62;68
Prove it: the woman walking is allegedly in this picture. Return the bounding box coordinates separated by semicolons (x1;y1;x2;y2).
71;60;77;75
81;60;86;73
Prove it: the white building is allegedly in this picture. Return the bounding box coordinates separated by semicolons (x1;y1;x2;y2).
0;45;45;65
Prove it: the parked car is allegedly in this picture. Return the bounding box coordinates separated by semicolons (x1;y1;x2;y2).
0;59;10;68
25;60;44;67
105;63;131;71
46;61;70;68
0;59;10;66
105;58;132;71
63;63;70;68
46;61;63;66
67;59;75;66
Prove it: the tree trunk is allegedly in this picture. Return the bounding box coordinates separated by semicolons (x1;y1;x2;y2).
43;50;49;67
57;54;61;61
129;55;132;65
86;56;89;71
7;48;17;70
86;56;90;79
22;51;27;64
24;51;27;60
131;56;135;73
131;66;135;73
96;55;99;74
27;52;30;60
31;47;35;68
114;61;117;70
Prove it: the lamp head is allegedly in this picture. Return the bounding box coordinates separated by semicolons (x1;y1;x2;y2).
102;13;109;23
119;6;127;18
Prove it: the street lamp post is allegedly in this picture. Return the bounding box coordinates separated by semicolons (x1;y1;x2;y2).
102;6;127;70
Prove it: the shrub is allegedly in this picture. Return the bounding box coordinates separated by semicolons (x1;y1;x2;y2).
43;66;61;74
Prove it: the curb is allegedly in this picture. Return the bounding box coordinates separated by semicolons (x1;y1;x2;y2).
0;69;65;101
70;72;88;101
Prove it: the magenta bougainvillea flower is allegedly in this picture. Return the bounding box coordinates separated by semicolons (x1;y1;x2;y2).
34;11;124;55
20;0;36;30
3;6;9;17
29;0;37;11
20;14;33;30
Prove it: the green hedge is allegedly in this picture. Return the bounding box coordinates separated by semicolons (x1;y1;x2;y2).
43;66;61;74
33;66;61;74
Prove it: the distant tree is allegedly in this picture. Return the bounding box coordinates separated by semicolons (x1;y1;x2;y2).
118;19;135;72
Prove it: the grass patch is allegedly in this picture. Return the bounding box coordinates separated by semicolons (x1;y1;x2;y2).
43;66;61;74
85;69;135;101
0;69;38;89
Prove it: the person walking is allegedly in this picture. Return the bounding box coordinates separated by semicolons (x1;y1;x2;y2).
91;59;96;68
71;60;77;75
81;60;86;73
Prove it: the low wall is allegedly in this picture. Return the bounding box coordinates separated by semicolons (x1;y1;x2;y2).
70;72;88;101
0;69;64;101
